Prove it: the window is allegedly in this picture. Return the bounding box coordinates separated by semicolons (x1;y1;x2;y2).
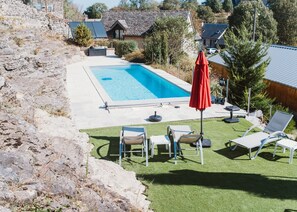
33;2;54;12
114;29;124;40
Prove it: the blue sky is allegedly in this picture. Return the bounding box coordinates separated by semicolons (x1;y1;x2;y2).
72;0;162;10
72;0;205;11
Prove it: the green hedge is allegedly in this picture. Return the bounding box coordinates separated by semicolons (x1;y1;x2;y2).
112;40;138;57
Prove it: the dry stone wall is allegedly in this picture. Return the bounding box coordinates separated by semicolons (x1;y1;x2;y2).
0;0;150;211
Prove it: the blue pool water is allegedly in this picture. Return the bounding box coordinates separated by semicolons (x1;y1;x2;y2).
90;64;190;101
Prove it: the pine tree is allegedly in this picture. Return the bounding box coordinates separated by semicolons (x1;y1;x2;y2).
228;0;278;43
74;23;93;47
223;0;233;13
162;0;180;10
269;0;297;46
206;0;222;13
196;5;215;23
221;26;273;112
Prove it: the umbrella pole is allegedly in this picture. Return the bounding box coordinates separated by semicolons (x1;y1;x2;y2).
200;110;203;141
199;110;212;147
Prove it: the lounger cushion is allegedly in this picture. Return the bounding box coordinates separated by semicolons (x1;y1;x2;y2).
179;134;201;144
123;135;144;145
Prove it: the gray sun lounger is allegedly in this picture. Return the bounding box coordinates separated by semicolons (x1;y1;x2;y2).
119;126;148;166
229;110;293;159
167;125;204;165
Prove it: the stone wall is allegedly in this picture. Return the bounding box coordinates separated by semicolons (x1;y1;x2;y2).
0;0;150;211
0;0;68;36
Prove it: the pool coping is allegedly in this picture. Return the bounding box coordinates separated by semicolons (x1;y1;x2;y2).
83;63;192;108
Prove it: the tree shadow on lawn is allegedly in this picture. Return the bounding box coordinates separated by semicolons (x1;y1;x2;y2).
141;169;297;200
214;144;253;160
90;136;119;162
215;143;280;160
90;136;172;164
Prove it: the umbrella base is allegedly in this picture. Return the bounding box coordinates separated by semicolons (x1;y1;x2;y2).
190;139;212;148
224;117;239;123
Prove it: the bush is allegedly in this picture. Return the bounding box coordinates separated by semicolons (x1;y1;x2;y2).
178;55;195;83
112;40;138;57
151;55;195;84
74;23;93;47
124;50;145;63
246;92;274;116
93;39;110;47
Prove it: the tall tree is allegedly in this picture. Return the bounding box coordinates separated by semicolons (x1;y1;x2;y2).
221;26;273;112
145;17;190;64
269;0;297;46
228;0;278;43
64;0;84;21
139;0;159;10
222;0;233;13
181;0;199;10
206;0;222;13
84;3;108;19
129;0;139;9
119;0;129;8
116;0;160;10
196;5;215;23
162;0;180;10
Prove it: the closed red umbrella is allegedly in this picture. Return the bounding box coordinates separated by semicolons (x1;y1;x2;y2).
189;51;212;146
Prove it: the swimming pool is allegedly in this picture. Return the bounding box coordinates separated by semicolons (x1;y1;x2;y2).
87;64;191;106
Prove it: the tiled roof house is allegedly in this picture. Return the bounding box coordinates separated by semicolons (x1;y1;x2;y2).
101;10;194;48
201;23;228;48
208;45;297;112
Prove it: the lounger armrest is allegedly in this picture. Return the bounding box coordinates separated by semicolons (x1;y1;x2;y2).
243;124;261;136
144;128;147;141
120;130;123;144
167;126;171;137
259;131;288;146
269;131;288;139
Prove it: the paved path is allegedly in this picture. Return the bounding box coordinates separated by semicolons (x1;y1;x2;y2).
66;56;246;129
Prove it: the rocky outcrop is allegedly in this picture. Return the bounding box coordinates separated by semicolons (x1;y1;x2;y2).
0;0;149;211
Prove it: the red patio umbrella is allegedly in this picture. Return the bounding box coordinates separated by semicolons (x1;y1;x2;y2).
189;51;212;146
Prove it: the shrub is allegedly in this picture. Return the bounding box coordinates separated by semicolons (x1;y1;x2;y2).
13;37;24;47
245;92;274;116
74;23;93;47
112;40;138;57
34;47;41;55
178;55;195;83
124;50;145;63
151;57;194;84
93;39;110;47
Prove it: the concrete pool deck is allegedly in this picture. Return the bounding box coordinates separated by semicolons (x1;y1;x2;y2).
66;56;247;129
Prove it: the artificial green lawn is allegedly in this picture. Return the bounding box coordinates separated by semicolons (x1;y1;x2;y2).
83;118;297;212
